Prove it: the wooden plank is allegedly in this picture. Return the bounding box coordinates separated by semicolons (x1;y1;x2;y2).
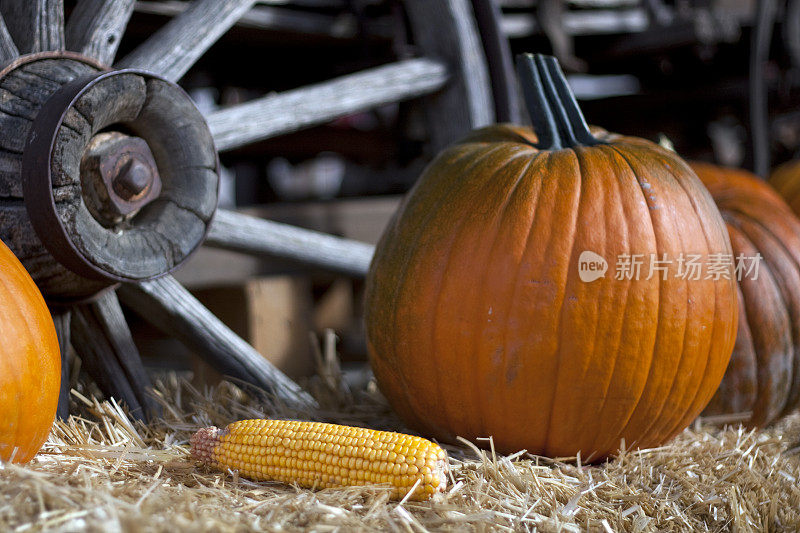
50;308;71;420
65;0;135;65
0;14;19;62
71;290;160;421
205;209;374;278
404;0;494;151
498;0;640;6
117;275;317;409
500;9;649;38
117;0;257;82
134;1;362;39
207;58;448;152
0;0;64;53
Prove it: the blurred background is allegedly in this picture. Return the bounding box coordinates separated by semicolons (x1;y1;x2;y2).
62;0;800;382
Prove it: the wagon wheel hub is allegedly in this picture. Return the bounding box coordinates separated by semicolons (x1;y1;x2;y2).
2;54;219;299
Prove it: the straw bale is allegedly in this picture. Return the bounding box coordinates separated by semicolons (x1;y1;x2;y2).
2;351;799;532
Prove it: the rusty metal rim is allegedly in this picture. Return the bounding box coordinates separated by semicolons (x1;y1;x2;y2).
22;67;220;284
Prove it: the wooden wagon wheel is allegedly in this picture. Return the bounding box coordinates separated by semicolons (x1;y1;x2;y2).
0;0;509;420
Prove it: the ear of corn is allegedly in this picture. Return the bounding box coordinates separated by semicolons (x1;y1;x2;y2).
190;419;448;500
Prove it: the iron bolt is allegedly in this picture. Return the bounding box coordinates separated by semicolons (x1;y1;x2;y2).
80;132;162;226
113;157;155;200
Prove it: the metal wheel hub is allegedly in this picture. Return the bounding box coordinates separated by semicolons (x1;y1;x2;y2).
1;53;219;300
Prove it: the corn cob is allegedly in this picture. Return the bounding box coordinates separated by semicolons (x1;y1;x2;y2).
190;419;448;500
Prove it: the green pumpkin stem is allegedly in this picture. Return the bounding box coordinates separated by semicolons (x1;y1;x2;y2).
516;53;601;150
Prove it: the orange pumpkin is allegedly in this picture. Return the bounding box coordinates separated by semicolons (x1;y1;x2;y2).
0;238;60;463
770;159;800;215
693;161;800;426
364;54;737;460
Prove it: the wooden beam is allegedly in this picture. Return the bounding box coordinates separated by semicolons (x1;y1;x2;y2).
500;9;649;38
65;0;135;65
403;0;494;151
207;58;448;152
117;0;257;82
134;1;362;39
0;0;64;53
71;290;160;421
471;0;522;123
0;14;19;62
117;275;317;409
206;209;374;278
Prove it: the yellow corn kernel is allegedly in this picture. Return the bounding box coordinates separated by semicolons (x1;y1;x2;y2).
190;419;448;501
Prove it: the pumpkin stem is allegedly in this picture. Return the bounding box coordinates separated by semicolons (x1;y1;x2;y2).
516;53;601;150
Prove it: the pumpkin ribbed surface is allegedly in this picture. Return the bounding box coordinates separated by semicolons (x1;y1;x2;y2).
0;238;61;463
366;124;737;461
694;161;800;426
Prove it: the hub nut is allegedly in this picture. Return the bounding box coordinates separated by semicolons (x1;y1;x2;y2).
80;131;162;226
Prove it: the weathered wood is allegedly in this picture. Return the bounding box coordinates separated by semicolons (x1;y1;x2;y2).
0;57;111;300
0;57;101;194
0;56;213;299
470;0;522;123
206;209;374;278
135;1;361;39
117;275;317;409
0;0;64;53
117;0;257;82
49;307;71;420
403;0;494;151
20;69;216;287
500;10;649;38
65;0;134;65
0;14;18;62
70;289;160;421
207;58;448;152
499;0;639;6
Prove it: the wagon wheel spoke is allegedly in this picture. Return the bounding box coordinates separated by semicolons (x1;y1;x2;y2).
403;0;494;149
0;0;503;421
207;58;449;152
117;275;318;410
117;0;257;82
70;289;161;421
65;0;135;66
49;307;72;420
470;0;521;123
0;14;19;62
0;0;64;54
207;209;374;278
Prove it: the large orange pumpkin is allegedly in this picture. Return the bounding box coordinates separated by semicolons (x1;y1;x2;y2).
364;54;738;460
693;162;800;426
0;238;61;463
